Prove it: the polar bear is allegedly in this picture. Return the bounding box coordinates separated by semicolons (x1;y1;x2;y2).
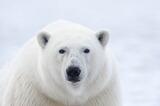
2;20;121;106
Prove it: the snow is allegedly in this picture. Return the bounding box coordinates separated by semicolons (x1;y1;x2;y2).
0;0;160;106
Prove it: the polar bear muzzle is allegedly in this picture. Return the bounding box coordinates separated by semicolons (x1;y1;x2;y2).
66;66;81;83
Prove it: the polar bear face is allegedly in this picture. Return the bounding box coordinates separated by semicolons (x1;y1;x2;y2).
37;25;109;102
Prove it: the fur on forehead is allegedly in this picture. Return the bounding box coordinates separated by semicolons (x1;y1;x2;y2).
41;20;95;37
37;20;109;48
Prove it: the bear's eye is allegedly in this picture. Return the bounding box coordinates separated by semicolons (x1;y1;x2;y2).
59;49;66;54
84;48;90;53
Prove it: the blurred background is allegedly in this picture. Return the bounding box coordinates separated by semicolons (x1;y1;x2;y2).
0;0;160;106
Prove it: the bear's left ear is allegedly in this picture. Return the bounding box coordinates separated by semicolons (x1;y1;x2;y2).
96;30;109;47
37;32;50;48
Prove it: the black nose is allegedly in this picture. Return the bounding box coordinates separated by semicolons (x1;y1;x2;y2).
66;66;81;83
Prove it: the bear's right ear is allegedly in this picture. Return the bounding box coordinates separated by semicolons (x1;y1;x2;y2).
37;32;50;48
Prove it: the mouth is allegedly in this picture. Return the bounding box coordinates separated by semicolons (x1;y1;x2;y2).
67;80;82;89
67;76;81;83
65;75;82;87
70;81;81;86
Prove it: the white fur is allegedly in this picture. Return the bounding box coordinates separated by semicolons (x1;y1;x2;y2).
2;20;121;106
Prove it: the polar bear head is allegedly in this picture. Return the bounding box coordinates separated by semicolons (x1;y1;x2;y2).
36;21;110;104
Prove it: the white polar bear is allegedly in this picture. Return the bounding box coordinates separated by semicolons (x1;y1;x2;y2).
2;20;121;106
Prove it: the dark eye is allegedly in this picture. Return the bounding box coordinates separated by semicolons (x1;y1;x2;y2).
59;49;66;54
84;48;90;53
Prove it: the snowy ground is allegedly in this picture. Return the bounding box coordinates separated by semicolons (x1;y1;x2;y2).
0;0;160;106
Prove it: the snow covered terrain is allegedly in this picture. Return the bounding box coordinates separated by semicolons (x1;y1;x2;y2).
0;0;160;106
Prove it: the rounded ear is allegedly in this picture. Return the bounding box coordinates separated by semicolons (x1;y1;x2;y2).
37;32;50;48
96;30;109;47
